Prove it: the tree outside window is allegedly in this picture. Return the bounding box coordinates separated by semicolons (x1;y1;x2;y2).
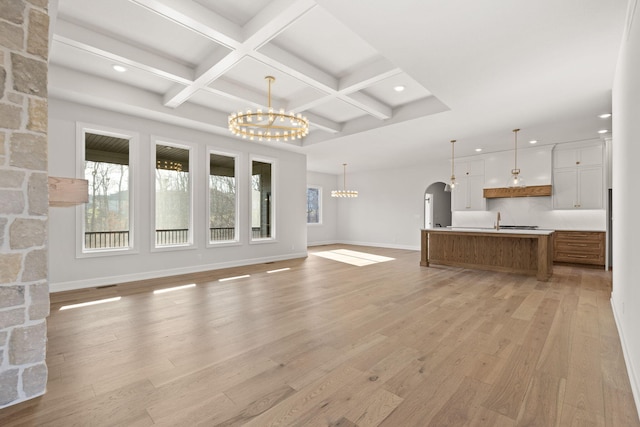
307;186;321;224
209;152;237;243
84;132;130;250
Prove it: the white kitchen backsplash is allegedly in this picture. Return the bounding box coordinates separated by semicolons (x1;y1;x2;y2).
452;197;606;230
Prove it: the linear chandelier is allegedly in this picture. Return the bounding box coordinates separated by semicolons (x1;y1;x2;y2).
228;76;309;142
331;163;358;198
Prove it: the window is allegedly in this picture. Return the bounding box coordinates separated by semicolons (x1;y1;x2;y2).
82;131;132;252
208;151;238;244
154;141;192;248
307;186;322;224
251;159;274;240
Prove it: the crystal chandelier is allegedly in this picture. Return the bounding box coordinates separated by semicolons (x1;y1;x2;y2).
444;139;457;192
507;128;526;187
331;163;358;198
228;76;309;142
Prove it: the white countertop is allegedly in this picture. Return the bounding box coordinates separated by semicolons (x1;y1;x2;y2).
422;227;555;235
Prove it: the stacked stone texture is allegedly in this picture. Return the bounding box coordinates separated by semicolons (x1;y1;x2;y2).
0;0;50;408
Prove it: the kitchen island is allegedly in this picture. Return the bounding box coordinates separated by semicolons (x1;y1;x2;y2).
421;228;555;281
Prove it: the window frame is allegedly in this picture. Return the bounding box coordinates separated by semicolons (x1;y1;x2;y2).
206;147;241;248
150;136;196;252
249;155;277;244
75;123;139;259
306;185;323;225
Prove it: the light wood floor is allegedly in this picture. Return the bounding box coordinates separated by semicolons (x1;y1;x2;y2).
1;245;638;426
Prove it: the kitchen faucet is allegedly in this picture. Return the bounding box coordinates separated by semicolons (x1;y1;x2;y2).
495;211;501;230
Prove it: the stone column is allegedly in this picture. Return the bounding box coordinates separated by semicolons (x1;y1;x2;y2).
0;0;50;408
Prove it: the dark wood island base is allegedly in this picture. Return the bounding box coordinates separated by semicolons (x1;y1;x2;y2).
421;228;554;281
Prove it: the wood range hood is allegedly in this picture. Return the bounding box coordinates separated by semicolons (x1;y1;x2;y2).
483;184;552;199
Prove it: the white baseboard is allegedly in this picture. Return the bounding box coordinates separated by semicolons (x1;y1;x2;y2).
336;240;420;251
611;297;640;422
50;251;308;293
307;240;339;247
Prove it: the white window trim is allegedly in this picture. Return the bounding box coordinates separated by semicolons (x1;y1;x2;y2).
150;136;196;252
75;122;139;259
307;185;323;225
206;147;242;248
249;155;277;244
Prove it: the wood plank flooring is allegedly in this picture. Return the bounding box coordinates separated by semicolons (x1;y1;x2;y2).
1;244;638;426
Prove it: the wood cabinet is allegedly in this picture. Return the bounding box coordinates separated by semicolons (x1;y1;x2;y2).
452;160;486;211
421;229;554;281
553;143;604;209
553;230;605;266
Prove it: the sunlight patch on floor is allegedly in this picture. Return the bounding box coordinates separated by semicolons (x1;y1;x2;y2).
312;249;395;266
153;284;196;294
59;296;121;311
219;274;250;282
267;268;291;274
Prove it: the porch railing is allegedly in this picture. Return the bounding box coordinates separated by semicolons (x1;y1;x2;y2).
84;227;266;249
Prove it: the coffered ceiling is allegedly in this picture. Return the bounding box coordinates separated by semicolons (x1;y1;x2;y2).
48;0;628;174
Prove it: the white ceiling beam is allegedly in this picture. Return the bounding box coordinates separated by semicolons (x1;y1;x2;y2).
339;58;402;93
243;0;317;47
123;0;392;125
303;112;342;133
339;91;392;120
158;0;318;108
49;65;234;136
254;44;337;92
284;89;328;112
256;46;395;119
203;79;278;109
127;0;242;48
162;51;246;107
54;19;195;85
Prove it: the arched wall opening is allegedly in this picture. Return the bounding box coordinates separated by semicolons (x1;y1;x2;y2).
424;182;452;228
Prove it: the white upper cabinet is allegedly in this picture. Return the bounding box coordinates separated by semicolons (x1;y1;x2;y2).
483;145;553;188
452;160;486;211
553;142;604;209
554;144;603;169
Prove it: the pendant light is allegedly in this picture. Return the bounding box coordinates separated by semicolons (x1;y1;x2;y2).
507;129;526;187
331;163;358;198
444;139;457;192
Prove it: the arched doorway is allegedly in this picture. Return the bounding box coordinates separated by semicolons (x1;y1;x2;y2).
424;182;452;228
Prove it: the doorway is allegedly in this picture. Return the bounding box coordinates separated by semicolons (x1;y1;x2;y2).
424;182;452;228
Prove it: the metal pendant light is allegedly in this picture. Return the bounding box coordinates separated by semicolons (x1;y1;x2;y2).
444;139;457;192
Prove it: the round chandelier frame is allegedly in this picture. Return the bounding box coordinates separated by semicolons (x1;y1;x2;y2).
228;76;310;142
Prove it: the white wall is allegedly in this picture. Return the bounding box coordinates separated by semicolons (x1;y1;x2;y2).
611;0;640;414
306;171;339;246
336;162;451;250
48;98;307;292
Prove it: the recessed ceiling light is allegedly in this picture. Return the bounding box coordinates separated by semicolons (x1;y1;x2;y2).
475;148;482;152
529;140;538;144
112;65;127;73
598;129;608;134
598;113;612;119
394;85;405;92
